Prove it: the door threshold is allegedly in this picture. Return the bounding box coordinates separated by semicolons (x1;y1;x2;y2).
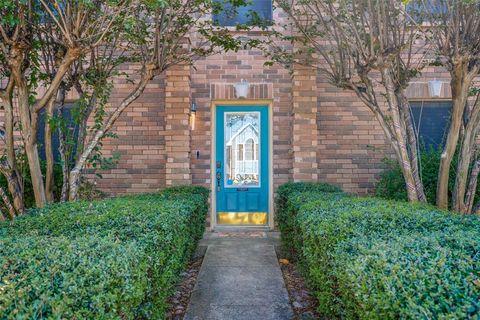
212;225;273;232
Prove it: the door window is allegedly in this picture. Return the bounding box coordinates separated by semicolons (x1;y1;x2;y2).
224;112;260;187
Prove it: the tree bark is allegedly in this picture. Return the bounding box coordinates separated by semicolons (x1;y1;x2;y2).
44;97;56;202
399;94;427;202
0;79;25;213
452;97;480;212
9;45;47;207
74;83;97;158
437;63;474;209
463;160;480;214
2;169;24;214
382;68;422;202
56;89;69;202
69;65;156;201
17;83;47;207
0;186;16;220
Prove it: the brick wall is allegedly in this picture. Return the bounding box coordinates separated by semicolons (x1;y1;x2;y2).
190;46;294;192
315;73;391;195
91;74;167;195
2;12;475;202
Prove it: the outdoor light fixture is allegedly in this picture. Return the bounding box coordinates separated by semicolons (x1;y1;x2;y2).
235;79;249;99
191;102;197;114
428;79;443;98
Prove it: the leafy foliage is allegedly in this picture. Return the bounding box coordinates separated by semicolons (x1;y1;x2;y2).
375;148;480;208
275;182;343;259
0;158;64;209
277;182;480;319
0;186;209;318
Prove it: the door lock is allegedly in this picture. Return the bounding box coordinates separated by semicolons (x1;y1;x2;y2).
216;172;221;191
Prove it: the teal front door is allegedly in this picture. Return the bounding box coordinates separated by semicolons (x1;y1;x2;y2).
215;105;269;225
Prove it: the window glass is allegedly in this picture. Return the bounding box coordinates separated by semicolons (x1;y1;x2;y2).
224;112;260;187
37;103;78;162
245;138;254;160
410;101;452;148
406;0;448;22
213;0;273;27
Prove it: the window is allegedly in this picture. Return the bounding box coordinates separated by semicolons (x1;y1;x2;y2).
213;0;273;27
245;138;254;160
37;104;78;162
406;1;448;23
410;101;452;149
238;144;244;161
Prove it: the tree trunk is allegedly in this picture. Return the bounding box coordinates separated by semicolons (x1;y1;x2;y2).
463;160;480;214
24;141;47;207
74;83;97;158
0;186;16;220
399;94;427;202
59;129;69;202
452;98;480;212
381;68;422;202
56;91;69;202
3;169;24;214
69;65;155;200
10;47;47;208
437;63;472;209
9;45;79;207
0;80;25;213
45;97;56;202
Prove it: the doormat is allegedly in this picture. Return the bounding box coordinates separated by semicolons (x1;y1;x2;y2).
217;231;267;238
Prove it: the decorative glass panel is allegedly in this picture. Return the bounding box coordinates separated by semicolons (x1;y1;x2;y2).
225;112;260;187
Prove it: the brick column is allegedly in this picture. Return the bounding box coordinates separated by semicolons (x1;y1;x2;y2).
291;63;319;181
165;64;192;186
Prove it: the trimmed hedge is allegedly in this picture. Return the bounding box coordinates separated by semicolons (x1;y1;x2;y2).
276;182;344;259
277;182;480;319
0;186;209;319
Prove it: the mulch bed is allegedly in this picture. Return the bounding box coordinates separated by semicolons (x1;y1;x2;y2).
165;256;204;320
278;258;321;320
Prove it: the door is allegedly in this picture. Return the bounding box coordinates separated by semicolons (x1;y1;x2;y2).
215;105;269;225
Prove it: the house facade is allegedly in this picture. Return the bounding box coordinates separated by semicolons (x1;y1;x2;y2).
85;4;453;229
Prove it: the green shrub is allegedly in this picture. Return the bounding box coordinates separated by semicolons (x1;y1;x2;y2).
375;148;479;207
0;186;209;319
275;182;344;259
0;161;64;210
277;182;480;319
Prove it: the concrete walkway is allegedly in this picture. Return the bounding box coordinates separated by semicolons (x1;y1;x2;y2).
185;232;294;320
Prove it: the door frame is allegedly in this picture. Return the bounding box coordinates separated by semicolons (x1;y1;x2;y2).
210;99;274;230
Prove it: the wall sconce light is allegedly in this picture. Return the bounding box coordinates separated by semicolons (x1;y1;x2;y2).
428;79;443;98
190;102;197;130
234;79;249;99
